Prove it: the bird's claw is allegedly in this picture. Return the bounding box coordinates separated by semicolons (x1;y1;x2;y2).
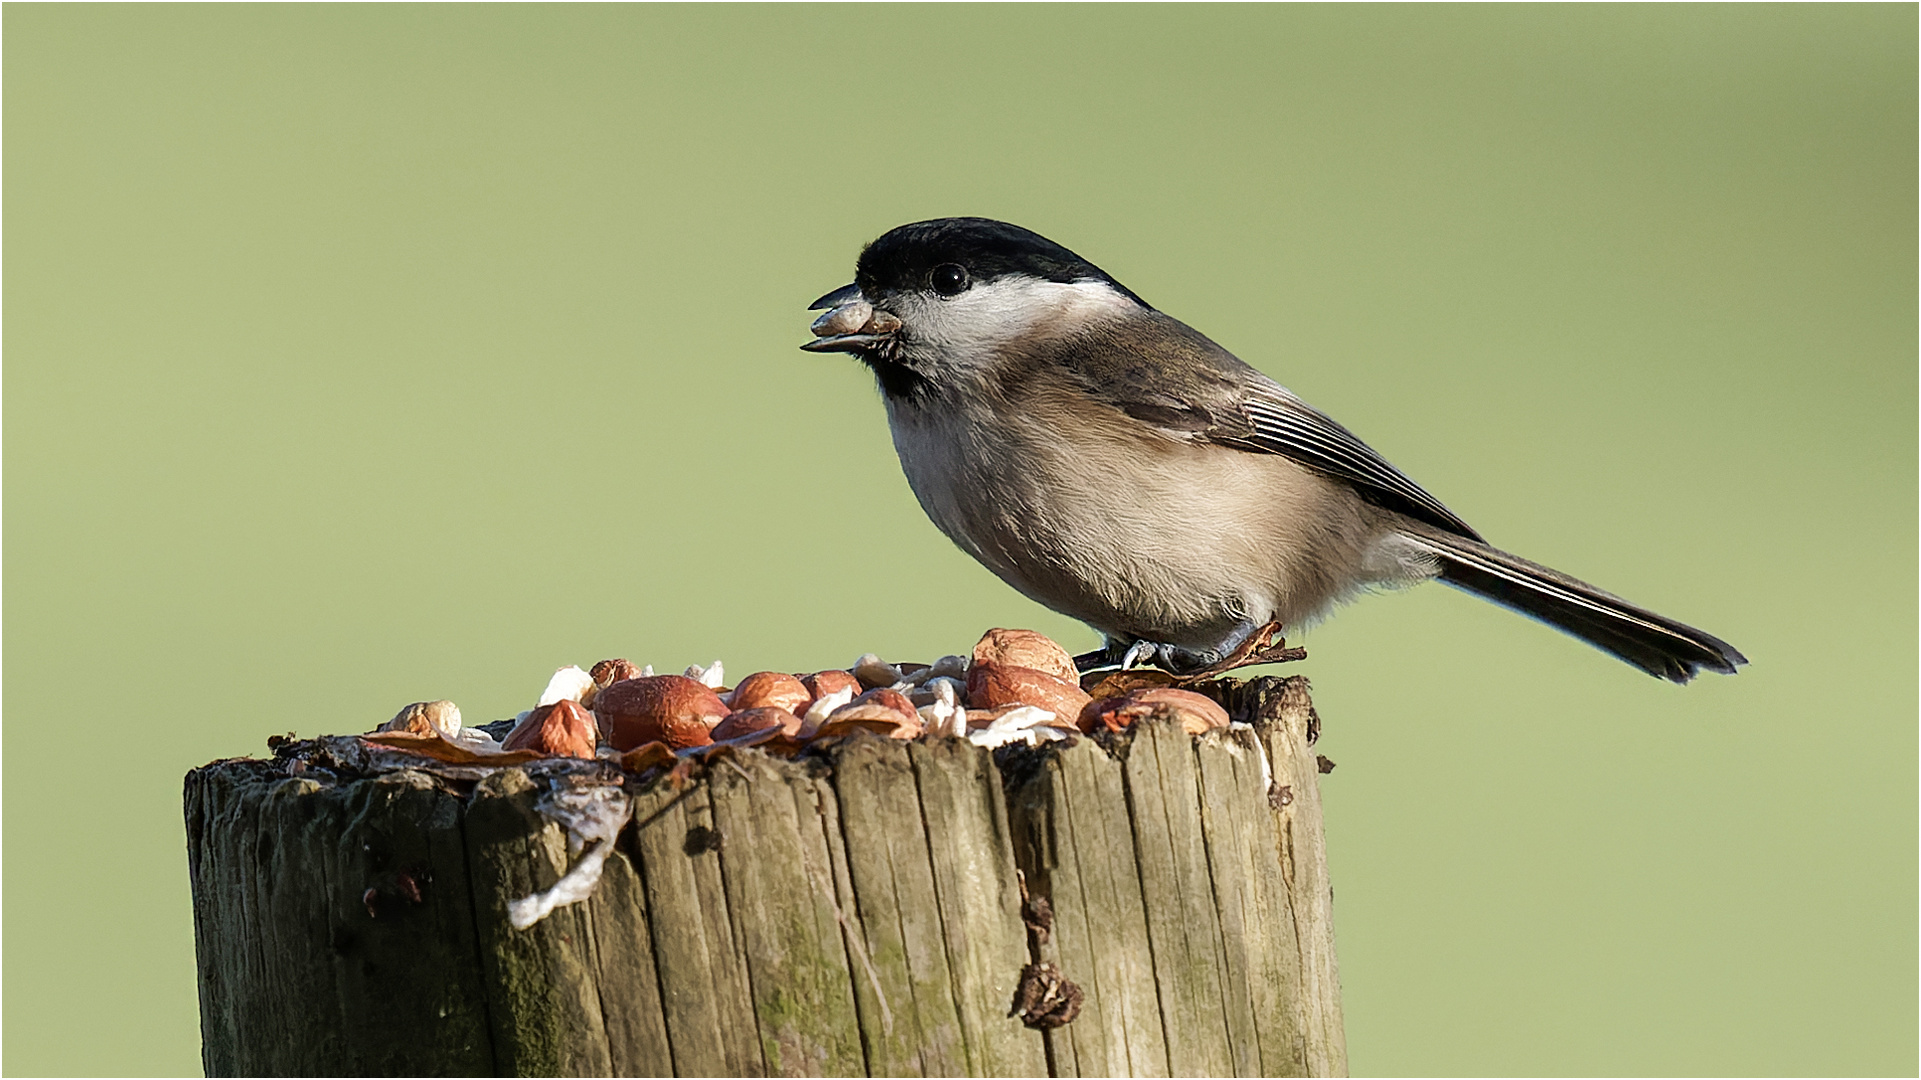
1073;622;1305;678
1170;622;1307;681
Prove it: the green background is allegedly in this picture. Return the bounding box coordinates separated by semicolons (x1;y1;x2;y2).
6;5;1914;1076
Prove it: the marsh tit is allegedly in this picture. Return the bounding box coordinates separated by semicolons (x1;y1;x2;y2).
802;217;1745;682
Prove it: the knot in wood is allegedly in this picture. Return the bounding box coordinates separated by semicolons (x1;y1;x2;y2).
1010;961;1083;1029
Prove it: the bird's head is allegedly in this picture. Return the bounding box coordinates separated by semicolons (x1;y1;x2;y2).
803;217;1149;397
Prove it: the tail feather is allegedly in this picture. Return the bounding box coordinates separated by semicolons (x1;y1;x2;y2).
1400;524;1747;683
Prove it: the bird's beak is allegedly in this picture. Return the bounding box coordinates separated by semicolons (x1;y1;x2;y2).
808;283;862;310
801;284;901;354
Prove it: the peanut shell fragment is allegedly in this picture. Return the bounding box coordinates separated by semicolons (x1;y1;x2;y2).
711;706;804;742
502;699;599;759
381;700;462;740
1078;686;1229;736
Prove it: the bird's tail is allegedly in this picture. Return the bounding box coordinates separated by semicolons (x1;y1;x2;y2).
1397;522;1747;683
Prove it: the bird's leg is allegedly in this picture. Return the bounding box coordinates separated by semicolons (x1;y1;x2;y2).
1073;637;1130;673
1074;635;1196;673
1075;637;1157;672
1206;620;1306;675
1163;620;1306;680
1149;620;1258;676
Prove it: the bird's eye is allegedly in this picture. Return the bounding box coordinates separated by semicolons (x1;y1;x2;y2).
930;263;970;297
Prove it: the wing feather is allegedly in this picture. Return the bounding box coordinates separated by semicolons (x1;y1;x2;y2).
1235;390;1483;540
1038;309;1483;541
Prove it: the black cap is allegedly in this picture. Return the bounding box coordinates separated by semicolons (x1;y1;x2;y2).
855;218;1150;309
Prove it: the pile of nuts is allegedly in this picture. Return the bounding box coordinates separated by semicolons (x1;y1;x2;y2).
373;628;1232;768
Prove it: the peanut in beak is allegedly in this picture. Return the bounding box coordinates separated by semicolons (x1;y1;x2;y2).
811;300;872;337
810;301;901;338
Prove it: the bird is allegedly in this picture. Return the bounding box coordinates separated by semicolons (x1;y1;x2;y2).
801;217;1746;683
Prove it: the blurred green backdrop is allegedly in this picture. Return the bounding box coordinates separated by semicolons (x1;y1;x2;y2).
6;5;1913;1076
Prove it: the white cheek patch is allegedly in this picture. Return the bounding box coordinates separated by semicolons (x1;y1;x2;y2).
894;277;1136;372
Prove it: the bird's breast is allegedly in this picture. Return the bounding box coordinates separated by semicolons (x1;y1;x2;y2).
882;388;1373;644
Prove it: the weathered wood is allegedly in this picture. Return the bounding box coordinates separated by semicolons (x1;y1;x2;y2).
186;675;1344;1077
827;735;971;1074
1123;718;1239;1077
186;766;494;1076
464;767;617;1076
1258;680;1349;1077
1203;675;1348;1076
1002;737;1170;1078
1194;728;1309;1077
579;815;675;1076
705;754;865;1076
906;738;1050;1077
625;777;761;1076
1000;675;1348;1079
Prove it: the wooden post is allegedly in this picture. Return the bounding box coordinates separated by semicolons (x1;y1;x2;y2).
185;675;1345;1077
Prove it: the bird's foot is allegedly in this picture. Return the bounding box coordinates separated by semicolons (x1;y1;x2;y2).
1072;622;1306;678
1072;639;1161;673
1169;621;1306;681
1072;644;1117;673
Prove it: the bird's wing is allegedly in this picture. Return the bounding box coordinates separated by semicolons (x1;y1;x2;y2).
1226;384;1483;541
1051;311;1484;542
